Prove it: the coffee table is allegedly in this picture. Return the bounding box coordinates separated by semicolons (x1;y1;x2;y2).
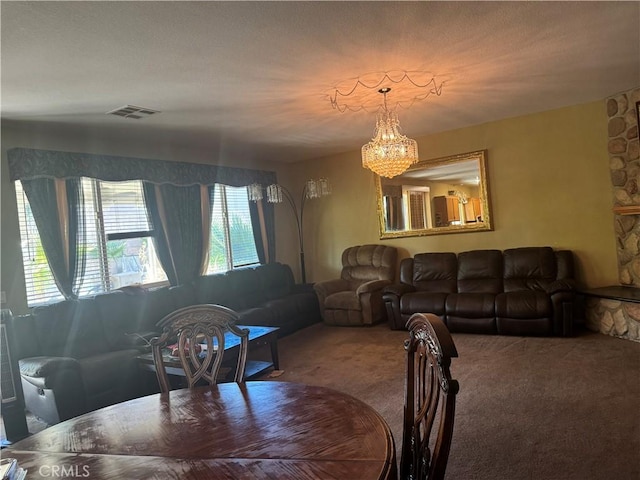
136;325;280;382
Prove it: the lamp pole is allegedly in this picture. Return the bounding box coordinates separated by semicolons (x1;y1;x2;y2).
250;179;330;284
276;184;309;283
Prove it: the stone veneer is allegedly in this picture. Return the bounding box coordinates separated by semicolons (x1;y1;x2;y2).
586;297;640;342
607;87;640;285
586;87;640;342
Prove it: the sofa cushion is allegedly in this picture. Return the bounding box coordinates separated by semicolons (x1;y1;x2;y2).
495;290;551;318
400;292;448;316
340;244;396;290
408;253;458;293
258;263;294;301
32;298;110;359
19;356;80;378
193;273;231;306
446;293;496;317
169;282;197;310
325;291;362;311
226;268;265;308
95;288;173;350
79;349;140;396
503;247;557;292
237;307;278;327
457;249;503;293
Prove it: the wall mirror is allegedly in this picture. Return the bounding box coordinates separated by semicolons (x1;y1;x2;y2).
376;150;492;238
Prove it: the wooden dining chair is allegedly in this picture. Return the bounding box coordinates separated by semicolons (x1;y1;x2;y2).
400;313;460;480
150;304;249;393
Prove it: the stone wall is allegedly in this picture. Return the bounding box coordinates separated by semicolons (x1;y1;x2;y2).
585;297;640;342
606;87;640;285
589;87;640;342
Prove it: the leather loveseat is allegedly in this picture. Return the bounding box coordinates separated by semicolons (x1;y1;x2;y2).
383;247;576;336
10;262;320;425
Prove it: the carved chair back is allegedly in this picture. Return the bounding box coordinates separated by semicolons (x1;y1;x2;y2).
400;313;459;480
150;304;249;393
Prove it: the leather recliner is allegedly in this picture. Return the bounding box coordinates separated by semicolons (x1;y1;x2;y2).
314;244;398;326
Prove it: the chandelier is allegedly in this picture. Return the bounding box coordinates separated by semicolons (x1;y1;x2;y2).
361;88;418;178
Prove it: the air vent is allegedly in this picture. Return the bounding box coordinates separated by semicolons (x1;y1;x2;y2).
106;105;160;119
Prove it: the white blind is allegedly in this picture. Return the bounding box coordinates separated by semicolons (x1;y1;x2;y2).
207;185;259;274
15;181;64;306
99;181;151;236
76;178;107;296
225;186;259;268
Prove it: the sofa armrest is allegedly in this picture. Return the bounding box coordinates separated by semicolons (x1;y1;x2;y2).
20;356;87;423
19;356;80;378
546;279;576;295
549;287;577;336
382;284;415;330
314;279;350;297
356;279;392;295
383;283;416;297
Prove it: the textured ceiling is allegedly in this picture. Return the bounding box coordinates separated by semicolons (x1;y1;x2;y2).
2;1;639;164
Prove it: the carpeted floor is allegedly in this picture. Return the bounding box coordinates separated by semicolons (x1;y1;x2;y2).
261;322;640;480
5;322;639;479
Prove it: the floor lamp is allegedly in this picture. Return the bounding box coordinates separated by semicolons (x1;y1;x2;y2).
249;179;330;283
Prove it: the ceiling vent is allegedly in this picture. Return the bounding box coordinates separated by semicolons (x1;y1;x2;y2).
106;105;160;119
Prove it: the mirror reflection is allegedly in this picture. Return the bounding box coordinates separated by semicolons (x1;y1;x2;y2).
376;150;492;238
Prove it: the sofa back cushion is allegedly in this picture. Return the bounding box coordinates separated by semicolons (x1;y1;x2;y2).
193;273;231;306
94;289;166;350
503;247;558;292
457;250;503;293
258;263;294;301
404;253;458;293
169;282;197;310
226;267;265;309
31;298;110;359
138;287;176;332
340;244;397;289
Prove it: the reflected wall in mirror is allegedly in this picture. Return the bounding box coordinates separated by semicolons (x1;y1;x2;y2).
376;150;492;238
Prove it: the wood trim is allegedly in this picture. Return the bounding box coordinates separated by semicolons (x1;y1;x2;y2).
613;205;640;215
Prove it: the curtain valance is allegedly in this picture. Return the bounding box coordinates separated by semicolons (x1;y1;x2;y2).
8;148;277;187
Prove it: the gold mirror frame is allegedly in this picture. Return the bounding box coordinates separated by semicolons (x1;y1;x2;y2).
376;150;492;238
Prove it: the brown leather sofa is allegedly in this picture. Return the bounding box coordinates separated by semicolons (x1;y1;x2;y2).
383;247;577;336
314;244;397;326
10;262;320;425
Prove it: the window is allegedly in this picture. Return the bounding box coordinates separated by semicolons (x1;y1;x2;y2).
402;185;431;230
15;179;167;307
85;180;167;293
207;185;260;274
15;181;65;306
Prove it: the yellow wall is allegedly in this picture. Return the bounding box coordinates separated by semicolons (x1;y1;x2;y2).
300;100;618;288
0;99;619;314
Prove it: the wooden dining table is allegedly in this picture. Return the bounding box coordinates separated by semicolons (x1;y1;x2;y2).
6;381;397;480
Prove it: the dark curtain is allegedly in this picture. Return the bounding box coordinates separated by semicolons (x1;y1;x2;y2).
21;178;85;299
248;199;276;264
143;182;204;286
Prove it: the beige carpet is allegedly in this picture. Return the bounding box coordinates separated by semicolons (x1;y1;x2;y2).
262;322;640;480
